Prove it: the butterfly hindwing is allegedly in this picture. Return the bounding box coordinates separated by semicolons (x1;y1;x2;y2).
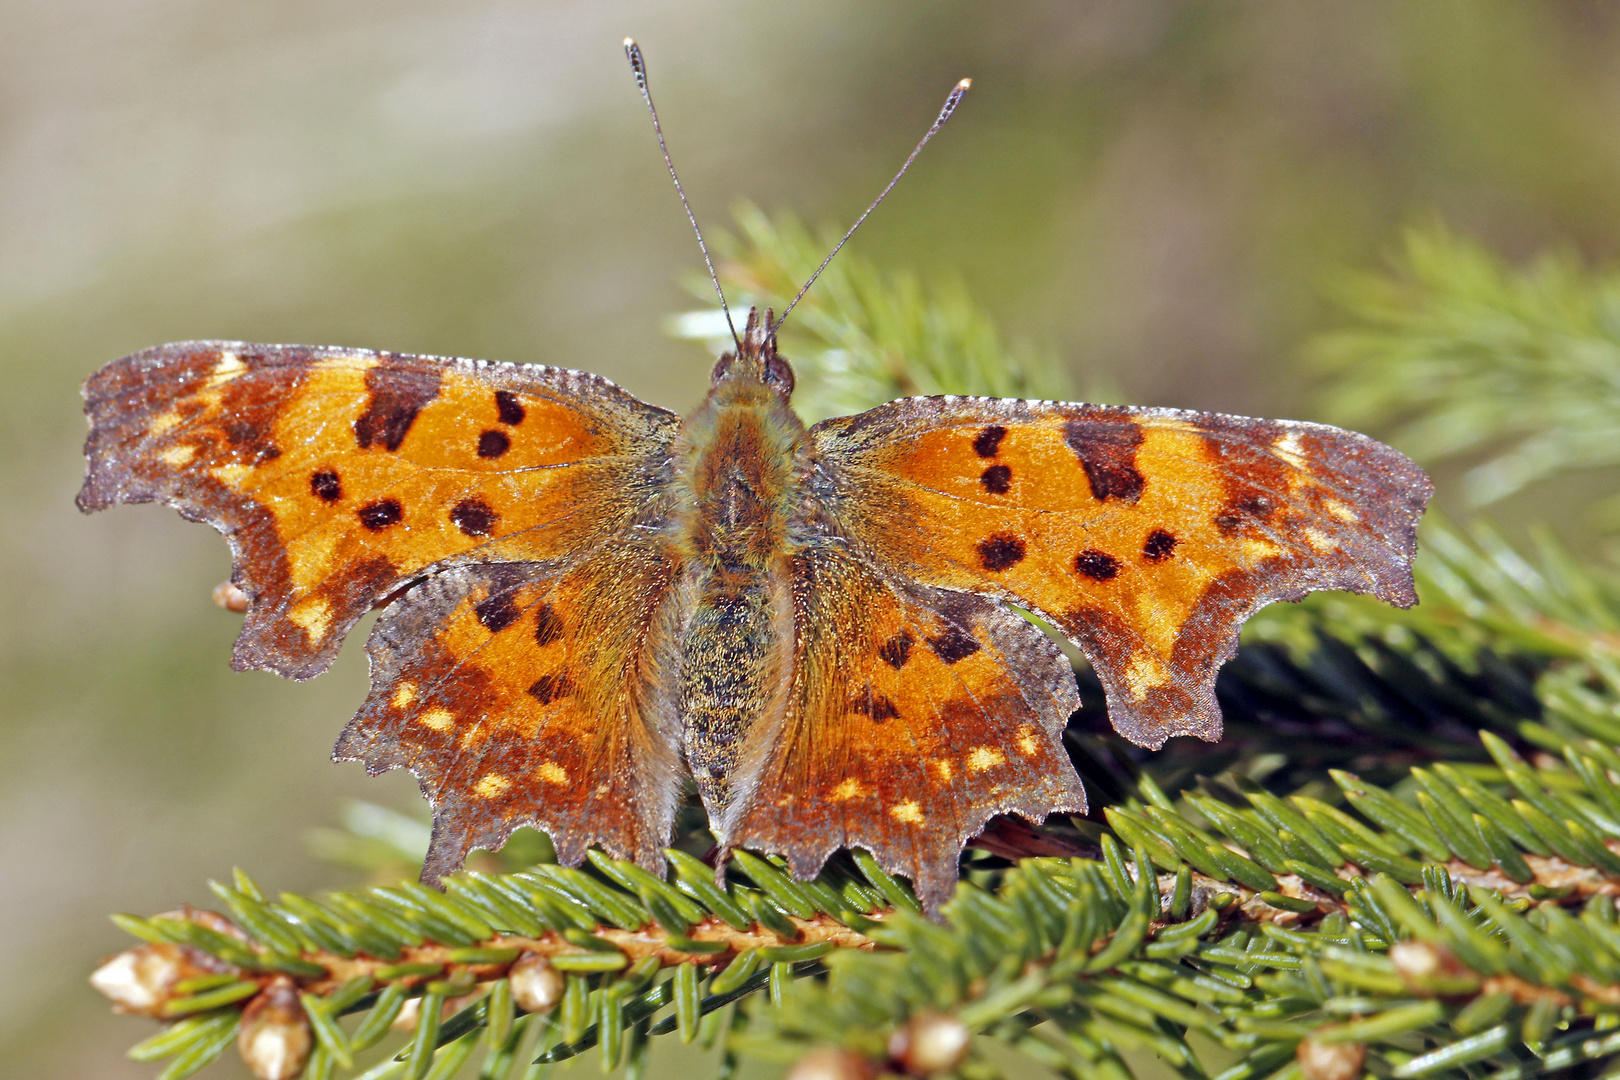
811;397;1431;749
721;547;1085;912
79;342;678;678
335;534;687;879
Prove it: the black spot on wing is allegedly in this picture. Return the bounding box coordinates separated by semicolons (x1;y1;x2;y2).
980;464;1012;494
310;469;342;502
355;365;441;452
927;624;981;665
533;603;563;647
477;430;511;459
527;672;572;704
473;567;527;632
878;631;914;670
1074;549;1121;581
977;533;1026;572
1143;528;1178;561
1062;415;1145;502
474;595;519;632
357;499;402;530
495;390;526;425
450;497;498;537
973;425;1007;458
850;687;900;721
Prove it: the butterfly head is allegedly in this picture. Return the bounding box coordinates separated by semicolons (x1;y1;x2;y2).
710;308;795;401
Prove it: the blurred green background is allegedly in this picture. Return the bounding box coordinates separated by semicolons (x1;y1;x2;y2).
8;2;1620;1077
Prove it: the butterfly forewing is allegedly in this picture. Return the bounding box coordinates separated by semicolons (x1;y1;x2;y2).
811;396;1431;749
79;342;679;678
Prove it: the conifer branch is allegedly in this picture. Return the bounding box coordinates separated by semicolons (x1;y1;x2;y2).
1309;223;1620;512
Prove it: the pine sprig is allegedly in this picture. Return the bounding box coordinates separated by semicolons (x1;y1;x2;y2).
1309;223;1620;511
745;856;1620;1080
94;849;898;1079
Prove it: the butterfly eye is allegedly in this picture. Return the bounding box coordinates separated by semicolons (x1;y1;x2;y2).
763;355;796;397
709;354;737;385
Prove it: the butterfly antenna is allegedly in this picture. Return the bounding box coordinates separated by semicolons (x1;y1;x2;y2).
775;77;972;331
624;38;741;353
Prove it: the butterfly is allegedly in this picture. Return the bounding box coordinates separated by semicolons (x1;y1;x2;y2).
75;47;1431;913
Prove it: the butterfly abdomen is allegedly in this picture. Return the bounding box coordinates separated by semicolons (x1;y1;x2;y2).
676;574;792;817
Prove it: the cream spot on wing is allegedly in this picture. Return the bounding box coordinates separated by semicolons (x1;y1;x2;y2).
148;410;183;437
1303;527;1339;552
287;596;332;641
392;683;417;709
1132;591;1185;655
158;444;197;467
1325;499;1359;523
418;708;455;732
209;463;252;487
474;773;511;798
1122;653;1172;700
537;761;568;785
831;778;866;801
932;759;955;782
1242;538;1283;564
1272;430;1308;471
287;530;341;593
1016;725;1041;757
890;800;924;824
967;747;1006;774
207;350;245;386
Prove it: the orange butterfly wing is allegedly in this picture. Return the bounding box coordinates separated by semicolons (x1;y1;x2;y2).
334;537;686;878
810;398;1431;750
79;342;677;677
80;342;686;875
722;549;1086;912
